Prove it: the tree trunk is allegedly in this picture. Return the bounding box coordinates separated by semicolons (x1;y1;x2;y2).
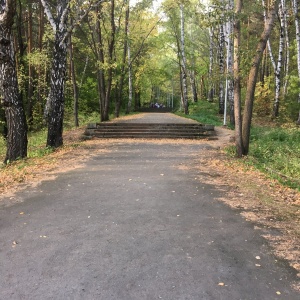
41;0;69;148
180;4;188;114
292;0;300;124
208;27;214;101
68;32;79;127
37;0;44;114
46;30;68;147
0;0;27;163
190;69;198;103
115;0;129;118
271;1;285;118
27;2;34;127
95;5;106;121
242;2;278;155
225;0;234;125
126;36;133;114
218;23;225;114
282;0;289;95
234;0;243;157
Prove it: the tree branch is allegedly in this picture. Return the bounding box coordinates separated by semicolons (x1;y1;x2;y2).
40;0;56;30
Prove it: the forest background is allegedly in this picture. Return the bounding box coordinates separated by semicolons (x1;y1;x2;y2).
0;0;299;190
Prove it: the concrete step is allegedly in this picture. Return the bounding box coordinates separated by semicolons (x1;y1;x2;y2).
84;123;215;139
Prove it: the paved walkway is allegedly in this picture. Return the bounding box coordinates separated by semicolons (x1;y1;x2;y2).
0;113;299;299
111;112;199;124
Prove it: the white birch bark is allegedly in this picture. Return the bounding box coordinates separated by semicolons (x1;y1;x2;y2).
262;0;284;117
208;27;214;101
273;1;285;117
127;38;133;113
218;23;225;114
292;0;300;124
282;0;290;95
224;0;234;125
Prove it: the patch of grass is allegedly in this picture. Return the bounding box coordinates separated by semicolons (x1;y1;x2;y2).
176;101;223;126
247;127;300;190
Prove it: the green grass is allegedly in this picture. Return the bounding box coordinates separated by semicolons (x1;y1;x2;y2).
247;126;300;190
175;100;299;191
0;112;100;162
176;101;223;126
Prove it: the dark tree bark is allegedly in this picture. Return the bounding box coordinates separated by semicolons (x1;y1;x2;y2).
242;1;278;155
0;0;27;163
95;1;116;121
115;0;129;118
234;0;243;158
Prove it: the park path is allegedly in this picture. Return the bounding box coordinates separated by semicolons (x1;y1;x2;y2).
0;113;298;299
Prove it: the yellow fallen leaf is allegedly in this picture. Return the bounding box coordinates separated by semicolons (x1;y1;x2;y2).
255;256;261;260
276;291;281;295
218;282;225;286
19;212;24;215
255;264;261;267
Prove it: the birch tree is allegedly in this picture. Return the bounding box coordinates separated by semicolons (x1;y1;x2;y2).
180;3;189;114
208;27;215;101
41;0;70;147
263;0;285;118
218;22;225;114
0;0;28;163
292;0;300;124
41;0;103;146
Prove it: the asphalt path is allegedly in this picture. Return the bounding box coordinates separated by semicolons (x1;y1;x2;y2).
0;115;299;299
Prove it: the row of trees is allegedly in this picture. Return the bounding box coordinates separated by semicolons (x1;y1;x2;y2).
1;0;300;163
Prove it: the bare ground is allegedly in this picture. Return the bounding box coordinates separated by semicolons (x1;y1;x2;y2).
0;120;299;290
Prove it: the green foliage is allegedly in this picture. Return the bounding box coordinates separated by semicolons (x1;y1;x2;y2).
78;77;99;113
176;100;223;125
248;127;300;190
254;77;273;116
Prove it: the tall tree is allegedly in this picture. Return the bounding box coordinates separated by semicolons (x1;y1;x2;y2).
0;0;28;163
41;0;70;147
292;0;300;124
233;0;243;157
180;3;189;114
241;0;278;155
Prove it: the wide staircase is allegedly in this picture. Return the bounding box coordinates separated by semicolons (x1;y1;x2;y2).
84;122;215;139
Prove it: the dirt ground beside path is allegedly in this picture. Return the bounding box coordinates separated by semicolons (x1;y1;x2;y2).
0;117;299;290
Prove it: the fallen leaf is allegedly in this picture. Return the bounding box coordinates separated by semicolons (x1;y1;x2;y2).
19;212;24;215
255;264;261;267
218;282;225;286
255;256;261;260
276;291;281;295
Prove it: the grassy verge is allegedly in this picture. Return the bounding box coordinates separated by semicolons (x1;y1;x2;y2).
176;101;223;126
0;112;99;163
177;100;300;191
247;126;300;190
